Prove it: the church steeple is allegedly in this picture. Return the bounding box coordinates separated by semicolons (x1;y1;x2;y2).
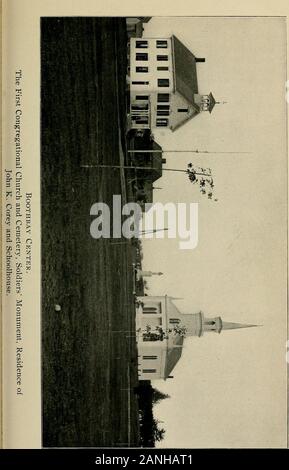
202;315;260;334
164;298;260;338
221;321;259;331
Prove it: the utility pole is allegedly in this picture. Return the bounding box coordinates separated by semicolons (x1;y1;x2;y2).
127;149;251;155
81;164;211;177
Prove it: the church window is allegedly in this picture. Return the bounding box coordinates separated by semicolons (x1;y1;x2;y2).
143;302;162;314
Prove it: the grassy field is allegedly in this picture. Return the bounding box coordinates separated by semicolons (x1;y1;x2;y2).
41;17;140;447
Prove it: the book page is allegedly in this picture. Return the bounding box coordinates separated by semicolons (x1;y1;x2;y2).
1;0;288;449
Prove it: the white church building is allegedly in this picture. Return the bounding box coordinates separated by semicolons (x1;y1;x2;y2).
128;35;218;132
136;295;257;381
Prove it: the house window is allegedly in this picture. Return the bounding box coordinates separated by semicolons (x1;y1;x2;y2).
137;118;149;125
157;93;170;103
156;40;168;48
157;66;169;71
170;318;180;324
157;110;169;116
136;66;148;73
143;356;157;360
158;78;169;88
156;118;168;127
157;55;168;61
132;81;149;85
136;95;149;100
157;105;170;110
136;40;148;49
143;369;157;374
178;108;189;113
132;116;149;125
136;52;148;61
131;103;149;111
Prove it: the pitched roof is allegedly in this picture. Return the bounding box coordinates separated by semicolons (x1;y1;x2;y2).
172;35;199;105
150;141;163;182
208;92;216;113
164;334;184;379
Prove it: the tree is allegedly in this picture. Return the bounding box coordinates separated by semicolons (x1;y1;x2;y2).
187;164;217;200
152;388;170;405
152;419;166;443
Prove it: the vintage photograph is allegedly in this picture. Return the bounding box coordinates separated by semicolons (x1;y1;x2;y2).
41;16;287;448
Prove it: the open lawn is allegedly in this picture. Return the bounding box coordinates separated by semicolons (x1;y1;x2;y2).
41;17;139;447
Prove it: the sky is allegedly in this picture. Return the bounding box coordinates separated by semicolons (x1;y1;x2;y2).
140;17;287;448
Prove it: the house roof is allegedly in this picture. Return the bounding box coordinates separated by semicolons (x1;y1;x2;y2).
150;141;163;182
208;92;216;113
172;35;199;105
164;334;184;379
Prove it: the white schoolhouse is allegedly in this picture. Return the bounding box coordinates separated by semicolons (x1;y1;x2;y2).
128;35;217;132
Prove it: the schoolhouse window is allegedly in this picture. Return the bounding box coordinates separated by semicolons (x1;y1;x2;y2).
136;52;148;61
158;78;169;88
136;40;148;49
157;93;170;103
156;40;168;48
143;369;157;374
178;108;189;113
156;118;168;127
143;356;157;360
136;95;149;100
157;55;168;61
170;318;180;324
157;66;169;71
136;66;148;73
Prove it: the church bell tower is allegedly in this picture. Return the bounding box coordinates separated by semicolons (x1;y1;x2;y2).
177;307;258;337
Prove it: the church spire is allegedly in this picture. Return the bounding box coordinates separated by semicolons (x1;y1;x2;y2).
221;321;260;331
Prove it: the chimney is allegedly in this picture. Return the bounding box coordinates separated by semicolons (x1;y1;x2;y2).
195;58;206;63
